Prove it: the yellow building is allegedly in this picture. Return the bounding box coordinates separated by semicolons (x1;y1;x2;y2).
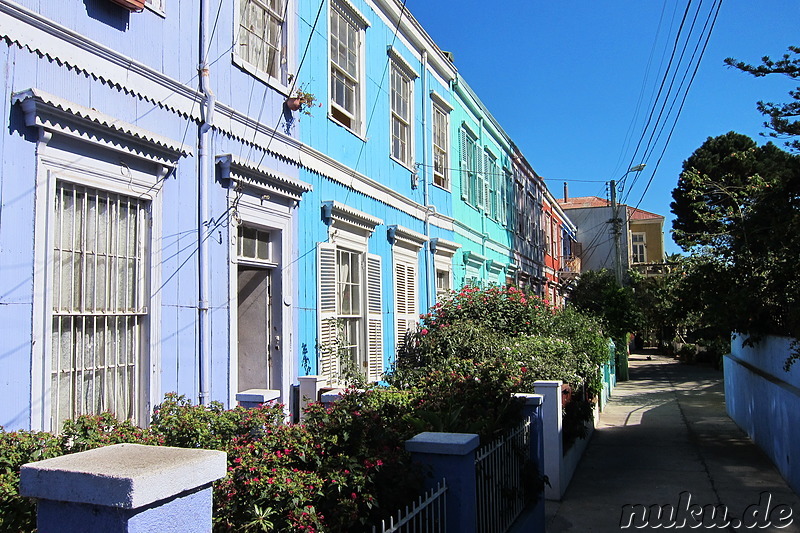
627;206;666;276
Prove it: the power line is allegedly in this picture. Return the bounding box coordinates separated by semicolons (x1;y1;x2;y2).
630;0;723;212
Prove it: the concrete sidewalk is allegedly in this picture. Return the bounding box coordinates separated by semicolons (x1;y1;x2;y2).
541;354;800;532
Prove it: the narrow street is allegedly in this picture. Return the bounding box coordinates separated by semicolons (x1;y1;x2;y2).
545;353;800;532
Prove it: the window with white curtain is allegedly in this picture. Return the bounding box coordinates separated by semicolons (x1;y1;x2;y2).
51;181;149;430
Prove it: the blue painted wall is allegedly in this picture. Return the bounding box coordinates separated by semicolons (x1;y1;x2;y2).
0;0;305;429
725;334;800;494
294;0;456;375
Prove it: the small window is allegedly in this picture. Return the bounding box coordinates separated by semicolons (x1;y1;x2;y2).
145;0;165;13
436;269;450;298
432;104;449;188
390;63;413;167
238;226;272;262
238;0;287;82
631;233;646;263
330;2;364;132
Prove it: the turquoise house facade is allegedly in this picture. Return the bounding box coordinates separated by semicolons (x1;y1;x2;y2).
0;0;579;430
293;0;459;384
449;77;517;288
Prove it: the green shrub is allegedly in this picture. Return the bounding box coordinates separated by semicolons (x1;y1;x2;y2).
150;393;285;450
61;411;158;452
0;429;65;531
392;285;613;449
303;388;422;530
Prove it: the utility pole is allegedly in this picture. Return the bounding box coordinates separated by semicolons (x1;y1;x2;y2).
608;164;645;286
609;179;624;286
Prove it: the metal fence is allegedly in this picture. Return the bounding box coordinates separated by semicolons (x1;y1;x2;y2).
372;480;448;533
475;418;532;533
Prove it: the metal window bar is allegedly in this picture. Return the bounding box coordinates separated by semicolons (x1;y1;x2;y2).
373;479;447;533
51;182;148;431
475;417;532;533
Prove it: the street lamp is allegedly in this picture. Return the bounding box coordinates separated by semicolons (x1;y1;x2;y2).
610;164;646;285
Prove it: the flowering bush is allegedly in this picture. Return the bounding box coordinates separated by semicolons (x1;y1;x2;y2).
0;429;65;531
392;285;612;448
421;285;555;338
302;388;423;529
149;393;285;450
61;411;159;452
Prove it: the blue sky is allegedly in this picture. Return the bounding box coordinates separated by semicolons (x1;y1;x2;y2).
404;0;799;254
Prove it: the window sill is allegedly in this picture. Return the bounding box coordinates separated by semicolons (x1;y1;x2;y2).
232;55;291;97
328;113;367;141
431;182;450;193
144;3;166;17
389;155;414;173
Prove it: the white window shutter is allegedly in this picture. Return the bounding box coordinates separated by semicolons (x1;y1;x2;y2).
394;259;418;353
366;254;383;382
459;128;469;201
317;243;339;382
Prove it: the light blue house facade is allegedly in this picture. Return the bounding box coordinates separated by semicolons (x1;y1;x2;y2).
0;0;575;431
293;0;459;384
0;0;319;431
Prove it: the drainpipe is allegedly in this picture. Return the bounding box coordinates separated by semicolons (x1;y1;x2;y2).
198;0;216;405
420;51;434;306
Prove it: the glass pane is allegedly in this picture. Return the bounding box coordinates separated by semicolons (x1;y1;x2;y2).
241;226;256;258
256;231;269;260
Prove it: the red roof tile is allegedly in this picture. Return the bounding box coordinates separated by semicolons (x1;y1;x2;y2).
557;196;664;220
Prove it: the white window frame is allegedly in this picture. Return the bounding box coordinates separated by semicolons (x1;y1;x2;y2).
431;103;449;190
431;237;459;302
317;202;383;385
328;0;369;136
144;0;166;16
234;0;294;93
390;63;413;168
388;47;419;170
33;156;162;432
631;232;647;263
15;89;189;431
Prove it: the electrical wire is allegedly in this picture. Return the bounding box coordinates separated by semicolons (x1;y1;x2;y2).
629;0;723;212
618;0;723;211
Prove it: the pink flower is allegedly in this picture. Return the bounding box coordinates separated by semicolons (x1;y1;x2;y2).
421;328;429;335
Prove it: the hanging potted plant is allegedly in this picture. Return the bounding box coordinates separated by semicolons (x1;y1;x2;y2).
109;0;146;11
285;89;320;116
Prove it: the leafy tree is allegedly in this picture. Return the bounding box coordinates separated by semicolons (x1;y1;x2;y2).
568;269;641;379
670;132;800;366
725;46;800;151
568;269;641;344
629;255;686;350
